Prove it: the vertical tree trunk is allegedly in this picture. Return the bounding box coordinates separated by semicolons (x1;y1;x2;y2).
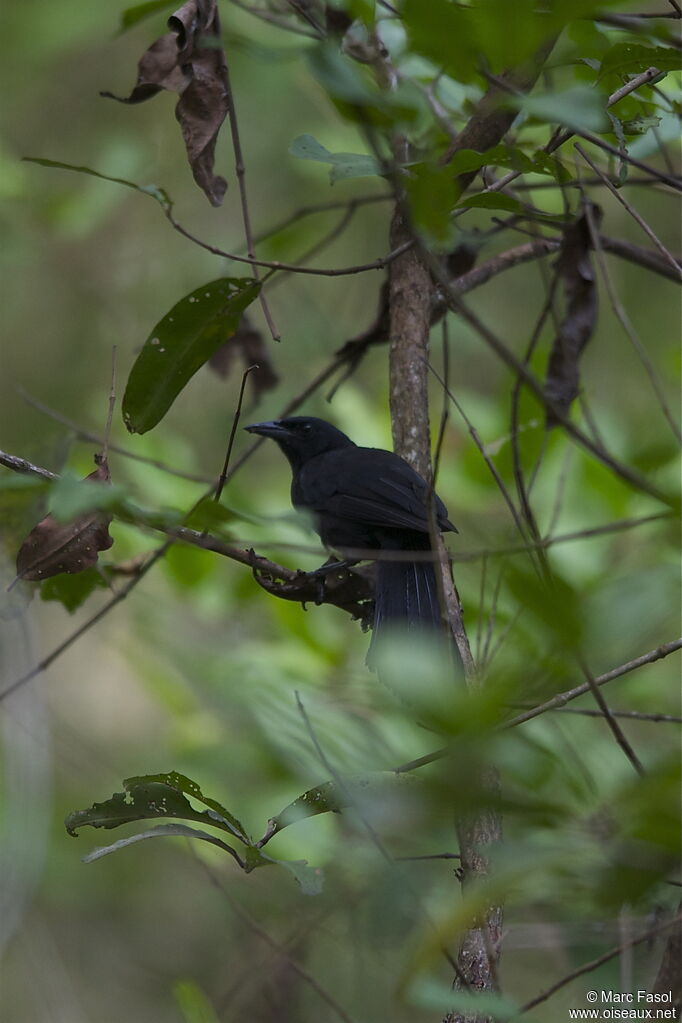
387;200;502;1022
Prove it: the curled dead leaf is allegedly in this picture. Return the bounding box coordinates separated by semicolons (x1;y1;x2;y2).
14;456;114;584
208;314;279;403
545;202;602;426
102;0;229;206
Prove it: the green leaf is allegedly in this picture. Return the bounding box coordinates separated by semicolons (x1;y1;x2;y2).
261;772;418;842
48;472;126;521
448;144;572;183
66;772;249;843
517;86;609;134
0;474;48;493
40;568;108;613
118;0;176;33
173;981;220;1023
289;134;381;183
620;115;662;137
405;162;457;244
22;157;173;210
122;278;261;434
81;823;243;864
307;43;379;104
599;44;681;80
123;771;248;841
184;497;240;534
401;0;477;82
455;193;565;224
407;978;518;1019
278;859;325;896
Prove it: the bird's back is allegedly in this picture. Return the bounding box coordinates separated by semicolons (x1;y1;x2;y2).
293;446;454;552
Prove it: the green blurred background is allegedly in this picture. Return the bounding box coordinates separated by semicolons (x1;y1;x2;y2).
1;1;680;1021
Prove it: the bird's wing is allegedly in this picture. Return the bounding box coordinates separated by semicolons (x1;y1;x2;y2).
299;448;455;534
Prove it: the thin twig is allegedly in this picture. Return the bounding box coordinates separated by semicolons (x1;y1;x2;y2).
516;914;682;1017
0;537;175;702
427;264;676;509
221;37;279;340
577;175;682;445
426;361;529;546
18;388;213;483
392;639;682;774
215;365;258;504
578;657;646;775
510;283;557;557
488;66;671;196
396;852;461;861
0;452;56;480
265;204;360;293
102;347;117;462
294;691;392;863
167;207;414;276
227;0;322;37
575;143;681;278
250;195;390;249
192;851;358;1023
511;706;682;724
578;131;682;191
506;640;682;730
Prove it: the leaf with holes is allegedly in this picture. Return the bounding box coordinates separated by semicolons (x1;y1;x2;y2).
259;772;419;846
122;277;261;434
65;772;249;843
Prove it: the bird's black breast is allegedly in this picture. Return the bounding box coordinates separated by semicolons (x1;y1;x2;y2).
291;446;454;552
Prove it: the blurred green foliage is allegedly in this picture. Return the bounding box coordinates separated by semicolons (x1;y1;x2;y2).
0;0;680;1021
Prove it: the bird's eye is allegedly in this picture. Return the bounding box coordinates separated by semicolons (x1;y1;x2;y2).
302;423;311;432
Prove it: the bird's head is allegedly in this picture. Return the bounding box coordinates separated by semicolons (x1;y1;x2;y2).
244;416;354;468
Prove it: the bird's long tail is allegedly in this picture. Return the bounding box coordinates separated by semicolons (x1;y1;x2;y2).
366;556;443;669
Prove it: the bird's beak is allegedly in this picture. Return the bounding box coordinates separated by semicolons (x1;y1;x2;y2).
244;420;290;439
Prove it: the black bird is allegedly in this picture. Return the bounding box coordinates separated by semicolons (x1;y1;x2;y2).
244;416;456;666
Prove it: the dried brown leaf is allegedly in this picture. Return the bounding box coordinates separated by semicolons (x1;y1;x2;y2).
208;314;279;402
102;0;228;206
15;457;114;584
545;202;602;427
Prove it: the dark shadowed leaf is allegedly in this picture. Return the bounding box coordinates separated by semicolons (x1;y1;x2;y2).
289;134;381;183
123;771;248;839
122;277;261;434
15;457;114;583
66;772;248;842
517;86;609;134
66;774;323;891
599;43;681;80
40;567;109;613
102;0;230;205
544;202;601;426
208;314;279;402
